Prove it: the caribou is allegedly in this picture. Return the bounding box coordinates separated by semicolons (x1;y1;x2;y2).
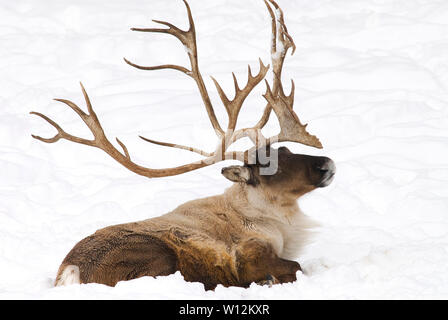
31;0;335;290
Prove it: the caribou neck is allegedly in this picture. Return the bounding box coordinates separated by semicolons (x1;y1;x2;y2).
223;183;300;223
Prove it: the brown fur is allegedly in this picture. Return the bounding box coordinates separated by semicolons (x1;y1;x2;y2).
55;147;335;289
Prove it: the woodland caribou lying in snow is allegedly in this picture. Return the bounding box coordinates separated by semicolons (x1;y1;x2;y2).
31;0;335;290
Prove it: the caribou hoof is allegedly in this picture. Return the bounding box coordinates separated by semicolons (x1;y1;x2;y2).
256;275;279;287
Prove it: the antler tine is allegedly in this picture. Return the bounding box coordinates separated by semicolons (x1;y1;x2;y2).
276;75;295;109
30;111;90;145
210;76;230;108
116;137;130;160
287;78;295;108
79;82;104;132
232;72;240;94
123;58;191;76
130;18;187;44
139;135;213;157
266;0;296;54
264;0;277;54
182;0;196;33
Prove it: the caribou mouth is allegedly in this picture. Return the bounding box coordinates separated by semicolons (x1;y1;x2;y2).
317;171;335;187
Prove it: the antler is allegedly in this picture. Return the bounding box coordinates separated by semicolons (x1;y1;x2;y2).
31;0;322;179
31;83;213;177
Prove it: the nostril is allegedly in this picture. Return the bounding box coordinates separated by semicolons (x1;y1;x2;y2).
318;168;329;174
315;158;336;188
315;158;336;175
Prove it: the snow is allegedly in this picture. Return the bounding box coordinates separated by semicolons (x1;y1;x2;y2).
2;0;448;299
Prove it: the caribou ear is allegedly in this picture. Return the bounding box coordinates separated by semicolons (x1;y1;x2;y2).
221;165;252;183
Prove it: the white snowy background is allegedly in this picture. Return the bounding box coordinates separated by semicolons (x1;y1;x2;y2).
1;0;448;299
